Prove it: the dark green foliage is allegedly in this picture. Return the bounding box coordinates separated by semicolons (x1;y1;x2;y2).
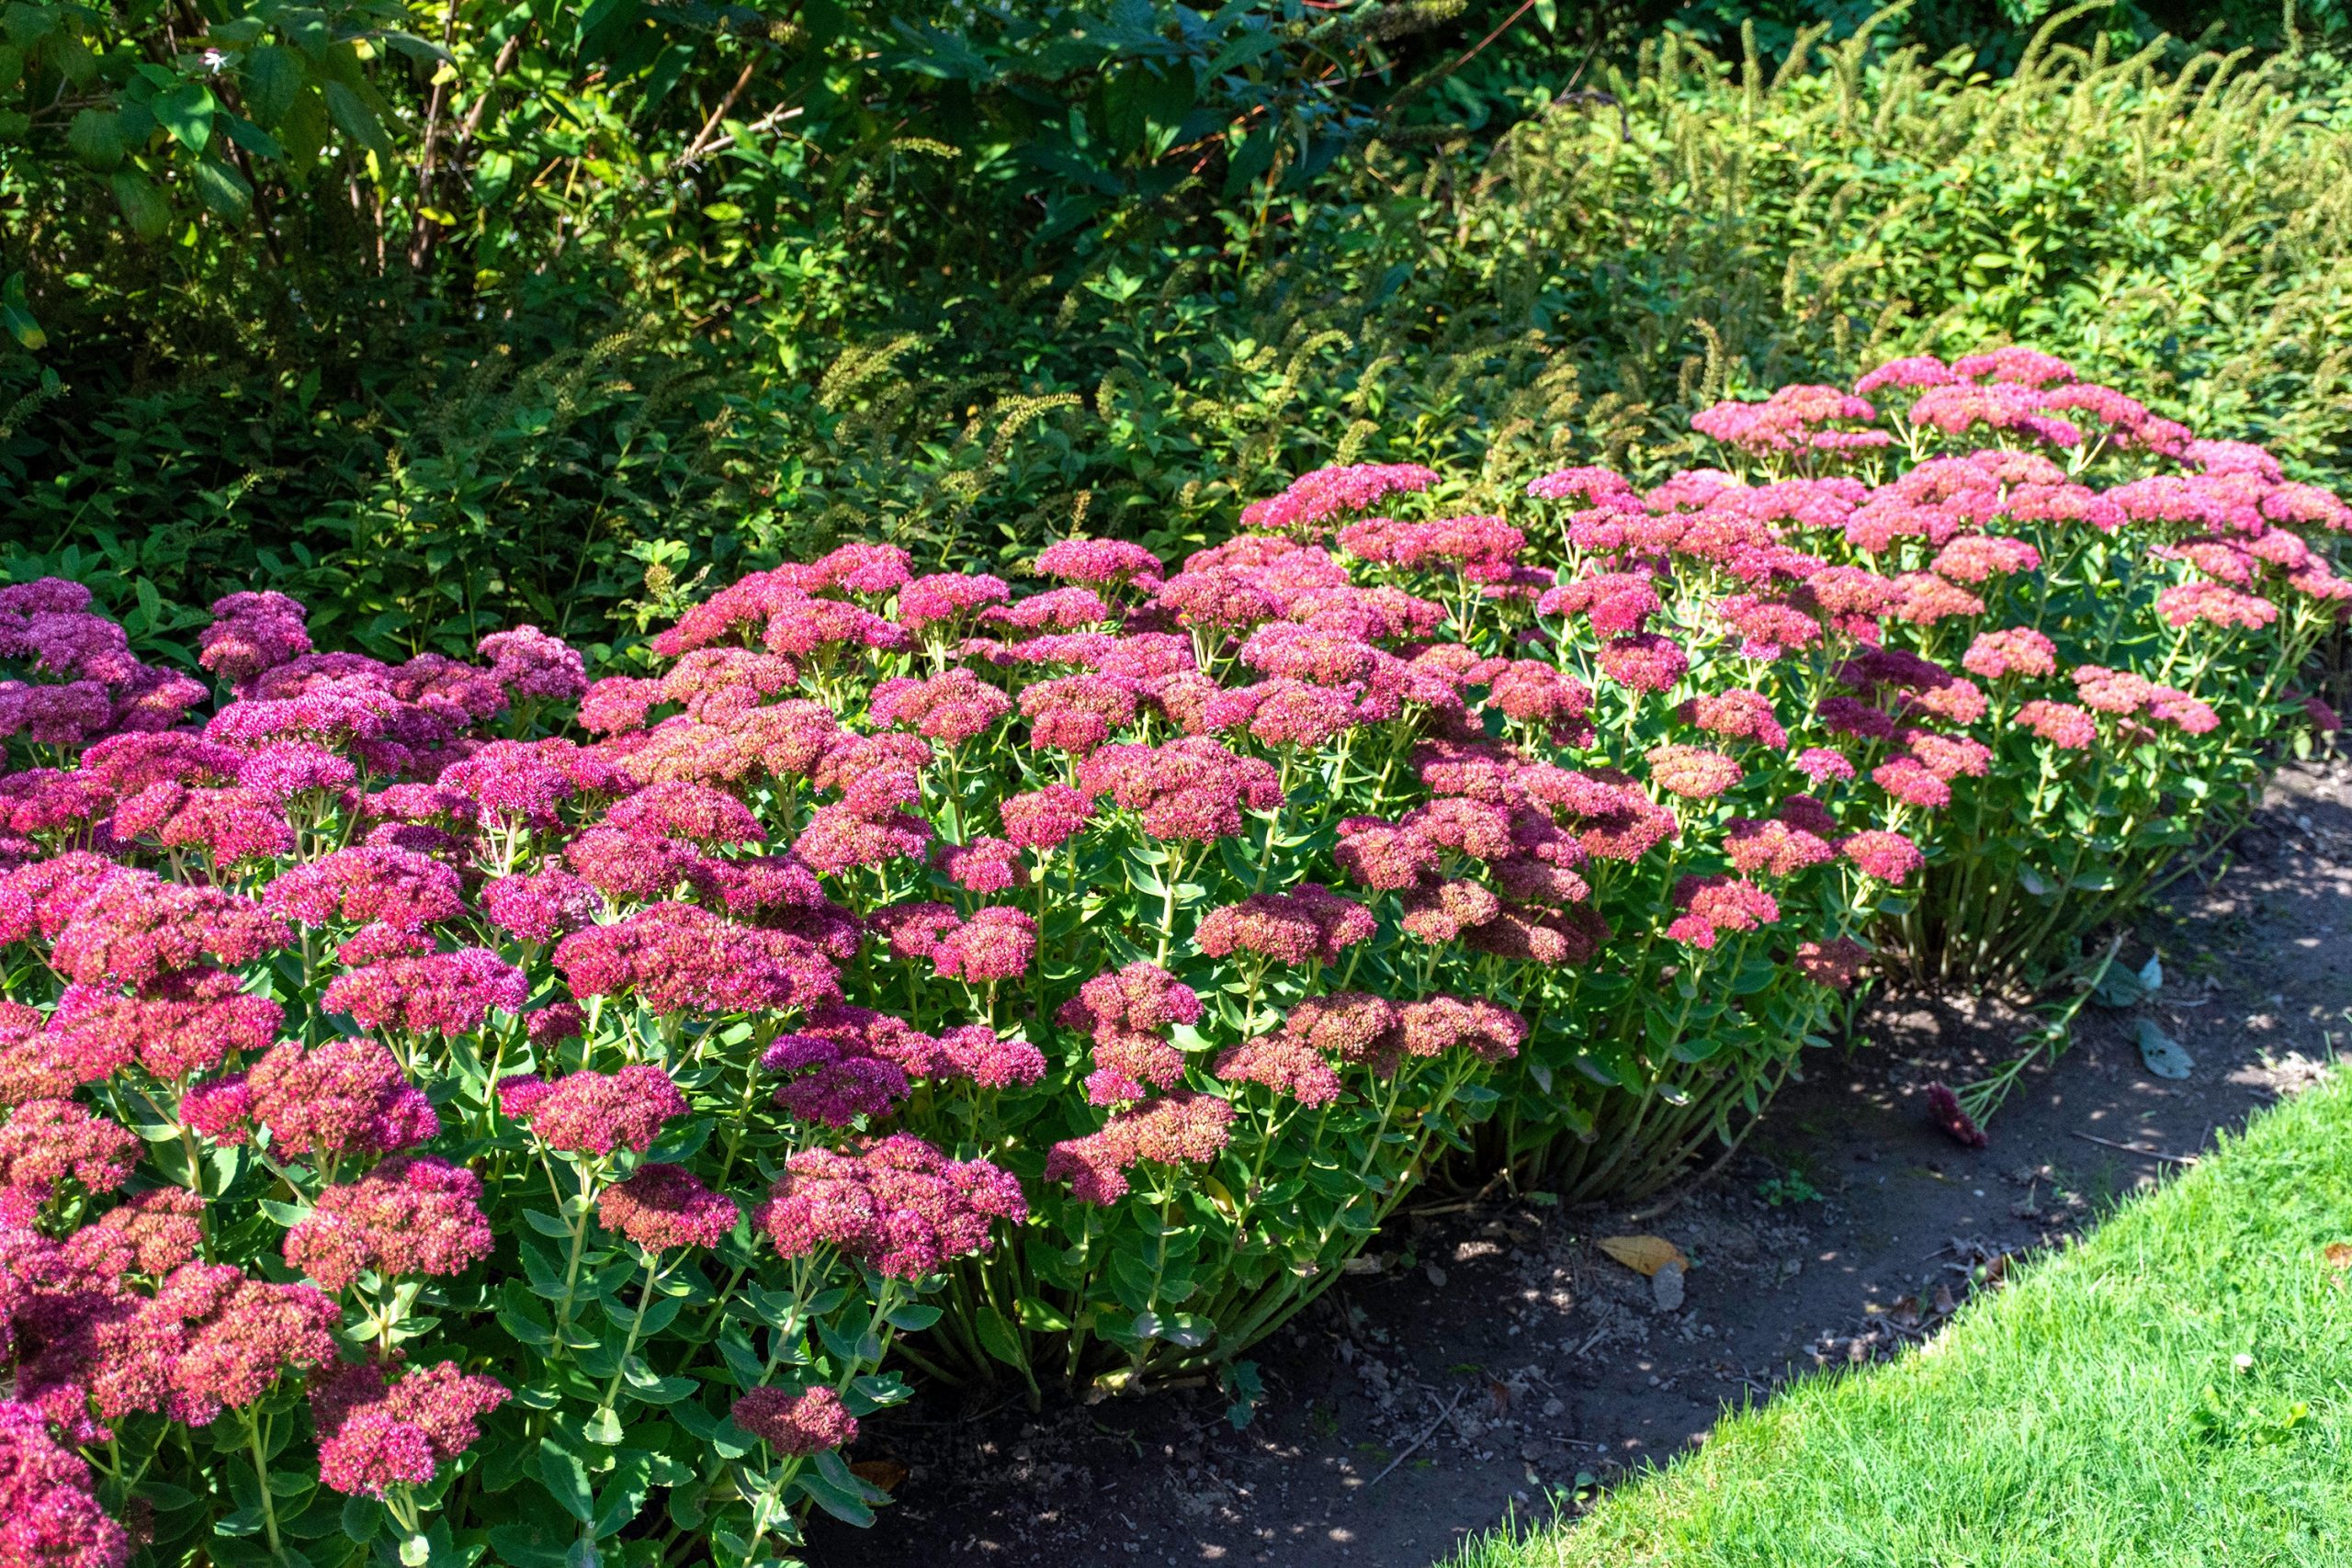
3;4;2350;661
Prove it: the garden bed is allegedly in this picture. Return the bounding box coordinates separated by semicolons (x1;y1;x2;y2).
810;757;2350;1567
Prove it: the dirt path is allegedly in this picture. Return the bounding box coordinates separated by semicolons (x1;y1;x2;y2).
809;757;2352;1568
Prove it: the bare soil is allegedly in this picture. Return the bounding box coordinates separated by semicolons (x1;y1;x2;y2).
809;757;2352;1568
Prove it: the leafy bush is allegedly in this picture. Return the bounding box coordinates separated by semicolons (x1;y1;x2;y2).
14;16;2352;664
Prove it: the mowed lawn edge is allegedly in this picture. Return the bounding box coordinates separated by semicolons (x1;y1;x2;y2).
1446;1075;2352;1568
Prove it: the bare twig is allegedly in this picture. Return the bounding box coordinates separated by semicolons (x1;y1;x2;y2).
678;55;759;169
1365;1388;1464;1487
2071;1130;2199;1167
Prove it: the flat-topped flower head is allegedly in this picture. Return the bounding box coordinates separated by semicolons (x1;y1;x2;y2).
1044;1092;1236;1204
520;1065;687;1158
238;1039;438;1163
759;1135;1023;1279
597;1163;739;1252
732;1384;857;1457
321;948;527;1037
314;1360;509;1500
284;1156;492;1292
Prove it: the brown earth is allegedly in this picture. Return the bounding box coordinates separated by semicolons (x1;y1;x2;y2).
808;755;2352;1568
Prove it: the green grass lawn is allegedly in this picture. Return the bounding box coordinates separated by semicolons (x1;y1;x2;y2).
1449;1077;2352;1568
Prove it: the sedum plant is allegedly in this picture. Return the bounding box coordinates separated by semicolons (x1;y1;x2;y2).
0;342;2338;1561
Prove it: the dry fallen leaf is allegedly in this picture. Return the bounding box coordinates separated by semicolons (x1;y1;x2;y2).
850;1459;909;1494
2326;1242;2352;1273
1599;1235;1688;1278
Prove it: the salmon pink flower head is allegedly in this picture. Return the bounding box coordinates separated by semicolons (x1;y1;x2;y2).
1724;816;1836;877
1240;462;1438;533
1887;570;1984;626
2155;581;2279;631
597;1163;739;1252
897;572;1012;633
0;998;113;1107
1194;885;1374;967
1398;877;1502;944
1397;995;1526;1062
436;739;585;830
1487;660;1595;737
65;1186;207;1283
1045;1090;1236;1204
761;590;908;660
1595;632;1689;694
798;541;914;596
474;623;588;703
1333;815;1440;891
73;1261;342;1429
1840;829;1925;883
2071;664;2154;716
230;738;355;808
732;1383;858;1457
1525;465;1639;506
1930;534;2042;585
1665;875;1781;949
1691;385;1883;454
313;1360;509;1500
2147;686;2220;736
1058;962;1202;1039
107;782;294;868
986;585;1111;634
792;1004;1045;1091
1400;796;1515;862
1792;747;1855;784
1018;672;1142;755
0;1099;140;1201
321;948;527;1038
2016;699;2098;750
1907;382;2081;448
1060;962;1199;1105
1962;626;2058;681
1645;744;1744;801
283;1155;493;1292
514;1065;687;1158
763;1029;910;1127
597;780;765;847
1679;688;1787;750
1854;354;1957;395
1872;757;1953;809
555;901;830;1016
760;1134;1024;1278
793;799;934;875
1238;622;1385;687
1951;346;2077;387
1464;904;1606;966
